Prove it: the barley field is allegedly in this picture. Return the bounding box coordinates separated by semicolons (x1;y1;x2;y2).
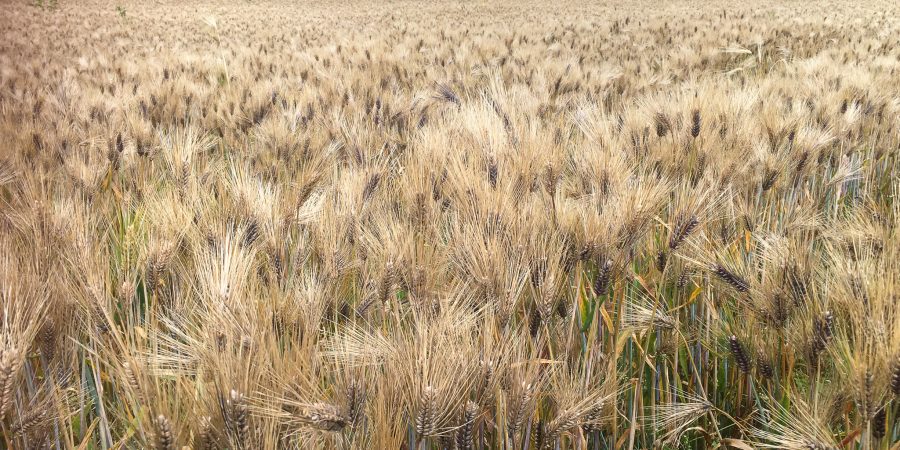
0;0;899;448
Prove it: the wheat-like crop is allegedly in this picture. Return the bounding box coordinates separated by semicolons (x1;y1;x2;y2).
0;0;899;448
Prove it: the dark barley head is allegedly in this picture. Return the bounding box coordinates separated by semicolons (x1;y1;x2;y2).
712;264;749;293
729;335;751;374
690;109;701;138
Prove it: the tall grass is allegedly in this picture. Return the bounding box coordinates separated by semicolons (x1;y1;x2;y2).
0;0;899;448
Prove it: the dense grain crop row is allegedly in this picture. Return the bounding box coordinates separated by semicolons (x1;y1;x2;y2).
0;0;899;448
